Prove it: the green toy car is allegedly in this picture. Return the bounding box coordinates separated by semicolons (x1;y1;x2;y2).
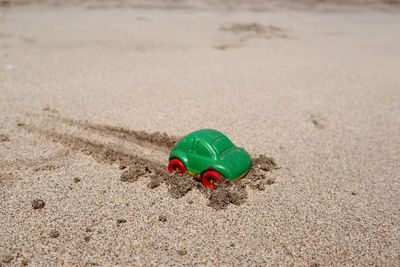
168;129;252;190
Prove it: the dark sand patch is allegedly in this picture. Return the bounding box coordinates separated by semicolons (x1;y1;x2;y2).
49;230;60;238
31;199;45;209
34;127;160;168
33;164;60;172
147;179;160;189
310;114;327;129
53;116;180;150
214;44;241;50
116;219;127;224
311;118;325;129
0;133;10;142
164;173;199;199
220;23;288;40
42;107;58;113
221;23;267;34
120;164;150;182
246;155;280;190
206;181;247;210
216;23;288;50
0;1;11;7
177;249;187;256
1;255;13;264
158;215;167;222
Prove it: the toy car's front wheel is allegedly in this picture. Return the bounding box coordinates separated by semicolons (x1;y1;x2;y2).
168;158;186;174
201;170;224;190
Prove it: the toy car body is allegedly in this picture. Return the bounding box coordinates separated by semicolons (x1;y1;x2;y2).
168;129;252;189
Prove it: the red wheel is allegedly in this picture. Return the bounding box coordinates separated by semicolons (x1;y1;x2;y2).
168;158;186;174
201;170;224;190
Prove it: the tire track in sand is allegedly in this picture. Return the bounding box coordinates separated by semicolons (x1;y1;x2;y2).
22;113;280;210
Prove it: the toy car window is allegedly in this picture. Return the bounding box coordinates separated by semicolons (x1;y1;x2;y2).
196;141;214;158
213;137;234;154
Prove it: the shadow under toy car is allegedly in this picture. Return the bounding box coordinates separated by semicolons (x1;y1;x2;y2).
168;129;252;190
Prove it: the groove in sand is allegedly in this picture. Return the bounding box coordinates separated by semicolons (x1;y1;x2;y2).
22;116;280;210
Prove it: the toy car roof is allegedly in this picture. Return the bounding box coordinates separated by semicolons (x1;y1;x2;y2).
184;129;225;143
182;129;235;154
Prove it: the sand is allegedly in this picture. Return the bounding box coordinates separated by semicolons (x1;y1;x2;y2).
0;0;399;266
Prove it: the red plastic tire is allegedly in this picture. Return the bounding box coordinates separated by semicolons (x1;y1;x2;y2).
168;158;186;174
201;170;224;190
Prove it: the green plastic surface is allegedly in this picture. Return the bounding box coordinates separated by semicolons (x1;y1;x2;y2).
169;129;252;180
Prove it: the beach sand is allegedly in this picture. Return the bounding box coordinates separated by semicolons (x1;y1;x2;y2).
0;1;399;266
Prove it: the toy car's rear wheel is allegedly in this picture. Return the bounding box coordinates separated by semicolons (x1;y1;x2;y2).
201;170;224;190
168;158;186;174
